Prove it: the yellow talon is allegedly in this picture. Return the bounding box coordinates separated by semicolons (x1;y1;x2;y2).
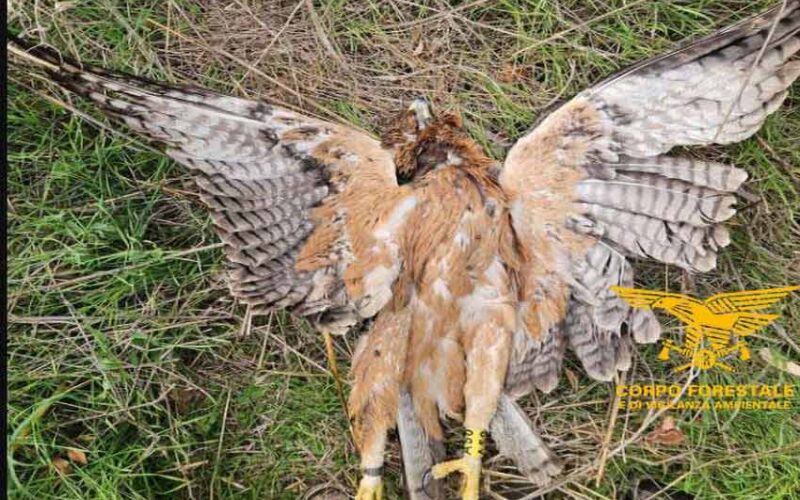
355;476;383;500
431;455;481;500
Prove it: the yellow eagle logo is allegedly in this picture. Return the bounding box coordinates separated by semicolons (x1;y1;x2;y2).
611;286;799;373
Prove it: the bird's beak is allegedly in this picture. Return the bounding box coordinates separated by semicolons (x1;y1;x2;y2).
409;98;433;130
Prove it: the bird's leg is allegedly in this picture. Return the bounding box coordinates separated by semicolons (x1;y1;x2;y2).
355;428;388;500
431;428;485;498
432;322;511;500
349;310;411;499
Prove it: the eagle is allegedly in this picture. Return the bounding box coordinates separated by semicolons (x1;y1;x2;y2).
8;2;800;498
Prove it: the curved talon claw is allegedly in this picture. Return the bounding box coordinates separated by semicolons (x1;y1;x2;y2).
431;455;481;500
355;476;383;500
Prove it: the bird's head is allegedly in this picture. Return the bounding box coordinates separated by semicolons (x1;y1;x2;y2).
381;98;491;183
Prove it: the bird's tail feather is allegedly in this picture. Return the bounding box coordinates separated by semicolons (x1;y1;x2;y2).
397;391;445;500
489;394;563;485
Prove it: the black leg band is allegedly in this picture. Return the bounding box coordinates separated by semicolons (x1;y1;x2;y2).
362;465;384;477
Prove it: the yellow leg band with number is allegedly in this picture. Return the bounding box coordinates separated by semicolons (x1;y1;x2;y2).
464;428;487;458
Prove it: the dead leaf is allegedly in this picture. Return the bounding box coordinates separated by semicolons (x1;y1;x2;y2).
169;387;204;414
645;416;685;446
498;64;517;83
67;448;88;465
51;457;71;475
497;63;531;84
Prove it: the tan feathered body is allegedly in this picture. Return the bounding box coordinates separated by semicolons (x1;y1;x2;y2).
350;128;515;443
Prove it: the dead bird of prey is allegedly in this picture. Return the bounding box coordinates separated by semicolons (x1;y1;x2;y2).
8;2;800;497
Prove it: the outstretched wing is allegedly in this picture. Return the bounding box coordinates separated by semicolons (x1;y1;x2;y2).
705;285;800;314
11;38;413;332
501;2;800;386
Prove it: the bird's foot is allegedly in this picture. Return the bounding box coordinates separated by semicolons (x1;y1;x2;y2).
355;475;383;500
431;455;481;500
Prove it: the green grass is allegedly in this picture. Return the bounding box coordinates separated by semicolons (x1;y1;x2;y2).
7;0;800;498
